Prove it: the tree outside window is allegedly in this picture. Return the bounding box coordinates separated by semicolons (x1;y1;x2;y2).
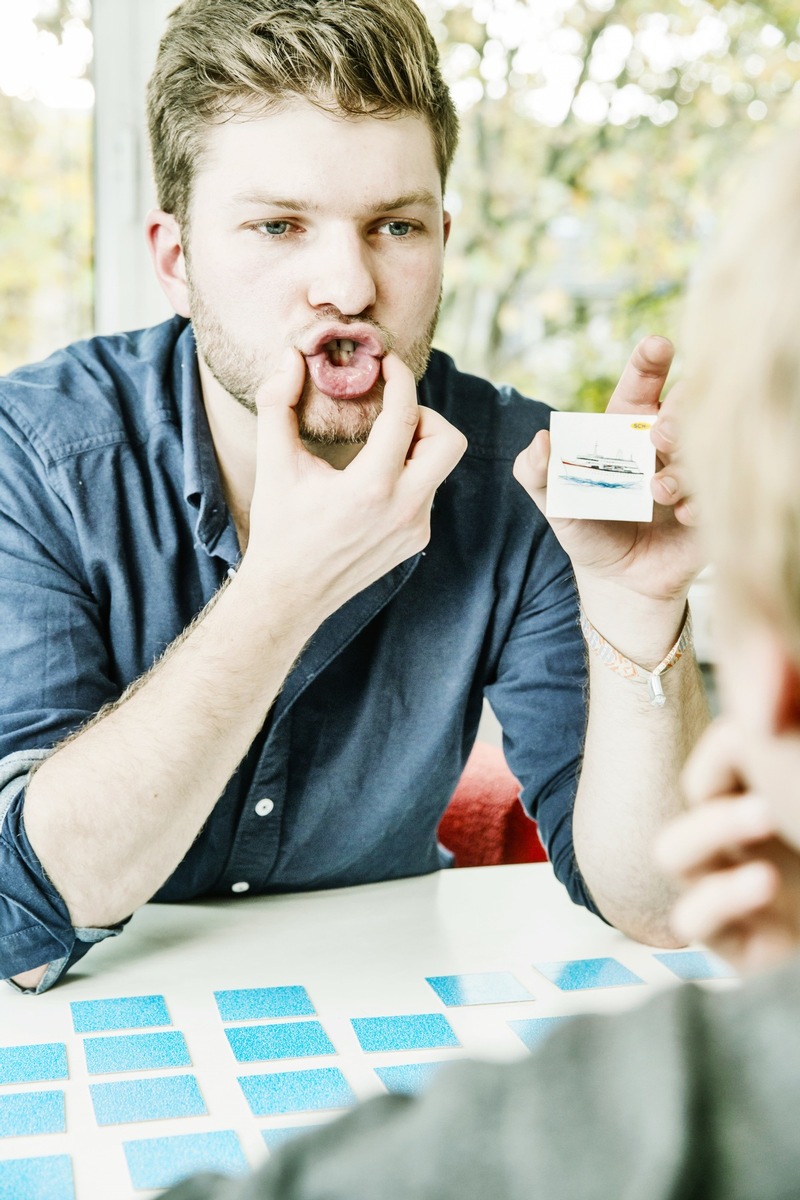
0;0;93;374
423;0;800;408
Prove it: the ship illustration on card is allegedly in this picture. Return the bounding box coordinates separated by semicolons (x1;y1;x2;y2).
560;444;644;490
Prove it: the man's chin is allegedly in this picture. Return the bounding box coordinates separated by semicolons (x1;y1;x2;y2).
295;382;384;446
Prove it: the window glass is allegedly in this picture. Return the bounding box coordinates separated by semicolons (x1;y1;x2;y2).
0;0;93;374
422;0;800;409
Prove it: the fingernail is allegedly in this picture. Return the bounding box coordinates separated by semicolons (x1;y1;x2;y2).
656;418;676;446
659;475;678;496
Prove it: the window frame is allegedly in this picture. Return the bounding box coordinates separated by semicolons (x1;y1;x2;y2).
92;0;173;334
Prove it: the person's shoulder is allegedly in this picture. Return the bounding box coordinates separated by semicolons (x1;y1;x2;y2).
0;316;190;465
421;349;552;461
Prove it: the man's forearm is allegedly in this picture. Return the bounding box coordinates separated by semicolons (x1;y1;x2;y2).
572;589;710;945
22;564;324;930
10;351;467;976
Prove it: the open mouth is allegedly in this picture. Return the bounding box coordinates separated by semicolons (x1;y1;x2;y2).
303;329;384;400
326;338;359;367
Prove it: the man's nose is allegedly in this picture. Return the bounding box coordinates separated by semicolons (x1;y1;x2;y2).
306;231;377;315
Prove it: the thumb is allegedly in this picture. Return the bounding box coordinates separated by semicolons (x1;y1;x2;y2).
513;429;550;514
606;335;673;416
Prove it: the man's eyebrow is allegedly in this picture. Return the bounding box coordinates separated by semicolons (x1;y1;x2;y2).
228;189;441;212
373;190;441;212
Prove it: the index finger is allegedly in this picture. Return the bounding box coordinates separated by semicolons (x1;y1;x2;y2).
650;379;687;458
254;347;310;474
654;796;775;880
606;335;674;416
352;352;420;478
682;717;747;807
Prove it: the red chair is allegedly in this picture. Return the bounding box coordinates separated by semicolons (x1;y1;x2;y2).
438;742;548;867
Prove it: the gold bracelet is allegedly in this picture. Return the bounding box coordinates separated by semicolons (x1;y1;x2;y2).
579;604;694;708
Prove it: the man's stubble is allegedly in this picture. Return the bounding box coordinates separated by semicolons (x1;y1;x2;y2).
187;272;443;448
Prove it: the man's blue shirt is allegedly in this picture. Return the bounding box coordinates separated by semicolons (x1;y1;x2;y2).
0;317;589;989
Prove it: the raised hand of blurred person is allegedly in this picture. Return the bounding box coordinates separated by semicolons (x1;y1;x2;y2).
656;717;800;975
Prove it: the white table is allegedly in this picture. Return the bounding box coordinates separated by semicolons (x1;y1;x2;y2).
0;864;731;1199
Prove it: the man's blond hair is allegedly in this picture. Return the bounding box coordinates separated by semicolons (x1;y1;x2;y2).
682;135;800;664
147;0;459;229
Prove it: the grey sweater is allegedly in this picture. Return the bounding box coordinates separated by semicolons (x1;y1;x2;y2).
163;956;800;1200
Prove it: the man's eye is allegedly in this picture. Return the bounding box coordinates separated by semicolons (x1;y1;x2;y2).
255;221;291;237
381;221;415;237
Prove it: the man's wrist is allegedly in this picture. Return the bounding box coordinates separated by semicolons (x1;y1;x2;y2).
228;558;330;646
580;603;693;706
575;577;689;669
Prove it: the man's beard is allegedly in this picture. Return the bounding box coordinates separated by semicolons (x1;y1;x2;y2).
187;276;442;448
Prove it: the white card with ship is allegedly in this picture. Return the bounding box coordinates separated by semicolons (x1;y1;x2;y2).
546;411;656;522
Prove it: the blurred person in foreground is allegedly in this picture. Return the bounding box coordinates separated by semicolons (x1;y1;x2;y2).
161;135;800;1200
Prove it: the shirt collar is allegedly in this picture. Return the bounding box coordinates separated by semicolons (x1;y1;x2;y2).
174;320;240;565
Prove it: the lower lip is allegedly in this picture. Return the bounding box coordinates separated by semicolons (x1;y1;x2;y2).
304;347;382;400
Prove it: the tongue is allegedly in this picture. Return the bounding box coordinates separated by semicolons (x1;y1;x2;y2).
305;344;381;400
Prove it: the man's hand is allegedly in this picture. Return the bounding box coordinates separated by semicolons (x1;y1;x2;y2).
244;349;468;621
656;718;800;975
513;337;703;652
510;337;710;947
10;965;48;990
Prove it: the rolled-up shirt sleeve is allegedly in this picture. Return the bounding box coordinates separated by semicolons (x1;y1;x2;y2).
0;403;126;990
0;750;124;991
484;537;594;913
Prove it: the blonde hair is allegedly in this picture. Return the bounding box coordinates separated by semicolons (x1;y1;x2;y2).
146;0;458;228
682;135;800;663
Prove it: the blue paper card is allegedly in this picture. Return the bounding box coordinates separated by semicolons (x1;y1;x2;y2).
0;1043;68;1085
0;1090;65;1138
425;972;534;1007
508;1016;570;1050
0;1155;74;1200
654;951;737;981
261;1124;327;1150
374;1061;448;1095
124;1130;247;1190
351;1013;460;1053
83;1030;191;1075
225;1021;335;1063
239;1067;355;1115
214;986;315;1022
90;1074;206;1126
70;995;171;1033
534;957;644;991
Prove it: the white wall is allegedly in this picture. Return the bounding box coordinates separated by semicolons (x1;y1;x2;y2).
92;0;174;334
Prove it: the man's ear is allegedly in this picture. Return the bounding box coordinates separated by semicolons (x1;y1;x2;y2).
145;209;190;318
443;209;452;247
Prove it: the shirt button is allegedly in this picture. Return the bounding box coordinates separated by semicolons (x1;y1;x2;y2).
231;881;250;894
255;798;274;817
